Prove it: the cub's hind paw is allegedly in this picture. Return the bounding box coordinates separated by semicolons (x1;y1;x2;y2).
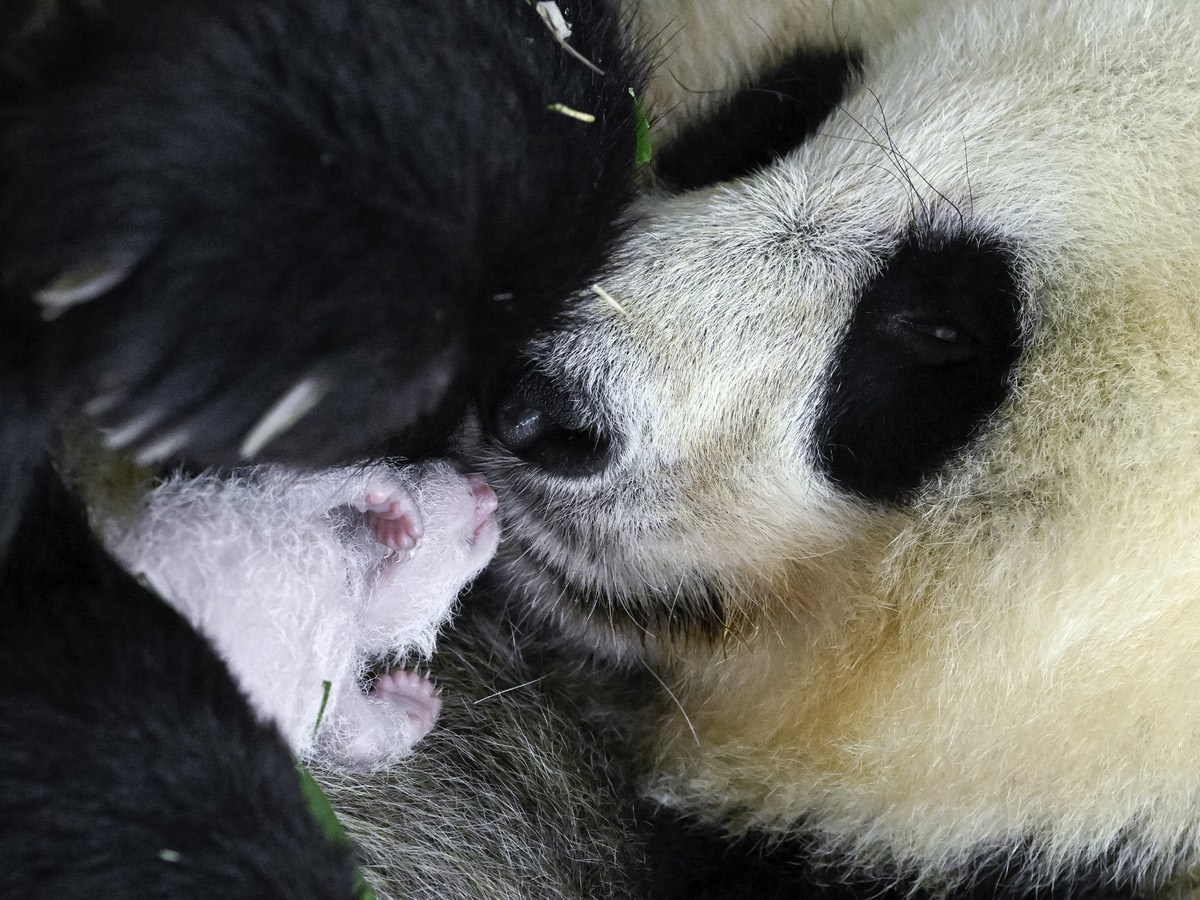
357;485;423;553
372;668;441;744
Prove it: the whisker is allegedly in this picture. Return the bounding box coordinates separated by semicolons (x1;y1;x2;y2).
641;660;700;747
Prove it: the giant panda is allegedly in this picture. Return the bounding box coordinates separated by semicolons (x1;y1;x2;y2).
462;0;1200;896
16;0;1200;898
0;456;368;898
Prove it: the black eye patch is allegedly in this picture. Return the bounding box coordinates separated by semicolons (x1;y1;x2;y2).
814;234;1024;503
655;48;861;193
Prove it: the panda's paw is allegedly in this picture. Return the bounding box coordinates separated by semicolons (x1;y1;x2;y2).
356;483;424;554
371;668;442;745
321;668;442;765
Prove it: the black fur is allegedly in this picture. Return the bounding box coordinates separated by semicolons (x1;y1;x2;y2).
0;1;34;43
0;288;50;561
638;807;1143;900
0;0;642;468
655;48;860;193
815;233;1024;503
0;464;359;898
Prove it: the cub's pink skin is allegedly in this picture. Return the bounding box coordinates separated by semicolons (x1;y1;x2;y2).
336;669;444;762
107;461;500;767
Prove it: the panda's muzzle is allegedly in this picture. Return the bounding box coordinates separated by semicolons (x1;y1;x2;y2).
489;367;613;478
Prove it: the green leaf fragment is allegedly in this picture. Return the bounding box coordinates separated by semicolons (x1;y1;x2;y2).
630;88;652;165
311;679;333;743
297;764;379;900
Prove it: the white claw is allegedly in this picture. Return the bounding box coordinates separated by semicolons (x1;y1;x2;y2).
134;428;192;467
35;258;136;321
239;376;329;460
102;410;166;450
84;391;125;418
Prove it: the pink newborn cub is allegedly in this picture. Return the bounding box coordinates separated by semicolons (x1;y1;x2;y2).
109;461;499;767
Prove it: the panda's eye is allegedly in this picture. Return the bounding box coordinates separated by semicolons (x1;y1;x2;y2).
888;316;978;365
814;234;1025;503
907;320;964;344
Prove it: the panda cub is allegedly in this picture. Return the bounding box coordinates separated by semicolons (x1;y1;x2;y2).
476;0;1200;896
104;461;500;765
0;461;364;899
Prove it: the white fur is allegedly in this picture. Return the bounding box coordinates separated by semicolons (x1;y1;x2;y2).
106;461;499;766
483;0;1200;892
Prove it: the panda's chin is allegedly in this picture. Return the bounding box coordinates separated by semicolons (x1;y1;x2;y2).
488;537;654;663
487;512;728;666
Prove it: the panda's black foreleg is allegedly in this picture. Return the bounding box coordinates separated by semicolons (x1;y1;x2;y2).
0;461;361;898
0;0;642;470
0;291;52;563
636;805;1146;900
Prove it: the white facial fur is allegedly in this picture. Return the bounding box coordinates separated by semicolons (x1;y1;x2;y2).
108;461;499;768
482;0;1200;890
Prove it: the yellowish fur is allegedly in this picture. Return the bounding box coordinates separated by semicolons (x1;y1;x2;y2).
492;0;1200;891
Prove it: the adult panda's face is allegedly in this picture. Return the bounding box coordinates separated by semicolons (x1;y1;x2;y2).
476;0;1200;676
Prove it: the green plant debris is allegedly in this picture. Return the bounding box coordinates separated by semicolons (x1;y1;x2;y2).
297;764;378;900
310;679;333;743
630;88;653;165
533;1;605;73
157;849;183;864
547;103;596;123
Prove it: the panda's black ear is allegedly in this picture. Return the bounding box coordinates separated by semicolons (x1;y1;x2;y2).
655;48;861;192
815;234;1025;504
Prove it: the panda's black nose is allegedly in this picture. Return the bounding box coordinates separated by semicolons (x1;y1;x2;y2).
490;368;612;477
